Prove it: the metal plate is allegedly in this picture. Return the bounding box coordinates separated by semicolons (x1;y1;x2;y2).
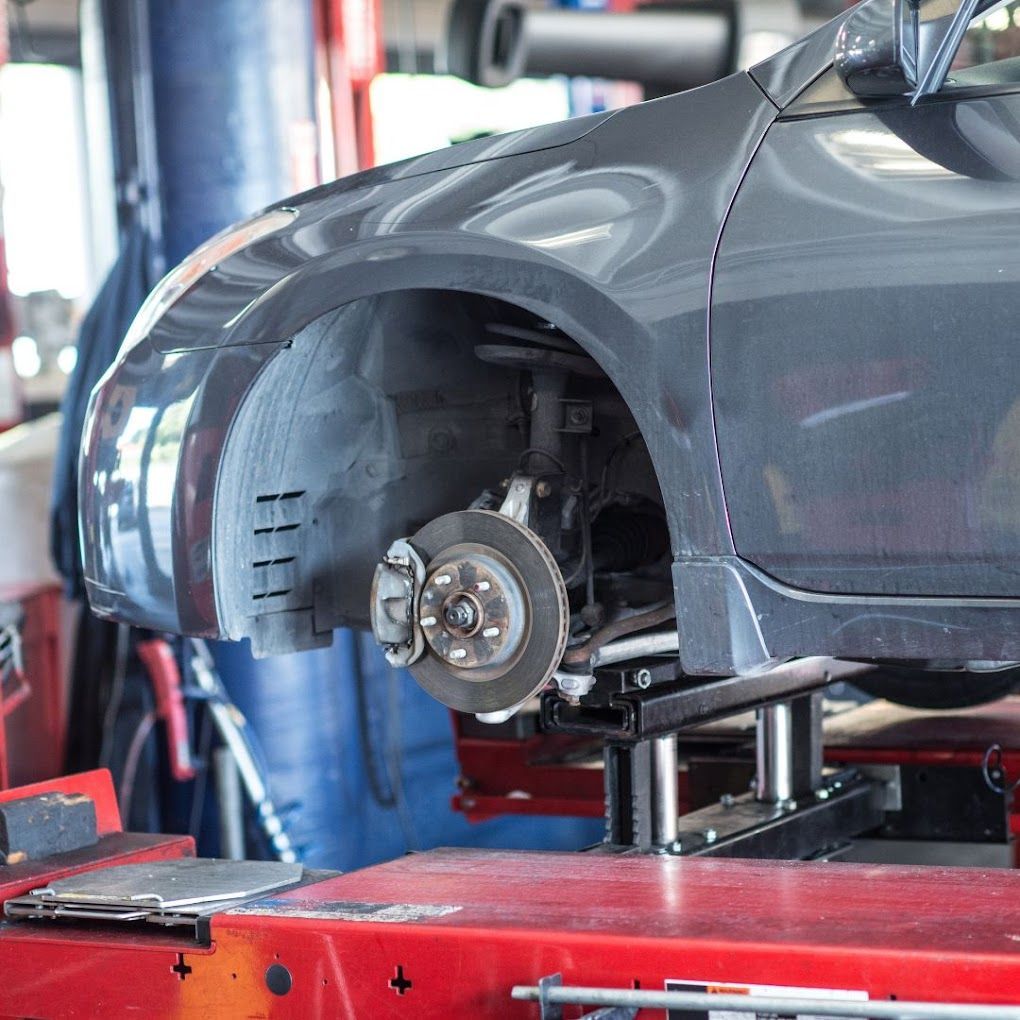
27;858;302;909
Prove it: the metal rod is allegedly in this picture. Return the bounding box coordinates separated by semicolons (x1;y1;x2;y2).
756;700;794;803
591;630;679;667
511;985;1020;1019
650;735;678;846
214;747;245;860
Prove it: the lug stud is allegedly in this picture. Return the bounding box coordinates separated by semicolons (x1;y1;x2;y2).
482;627;500;638
449;648;467;661
420;616;437;627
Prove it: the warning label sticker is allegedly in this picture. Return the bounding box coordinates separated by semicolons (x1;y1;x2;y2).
663;978;868;1020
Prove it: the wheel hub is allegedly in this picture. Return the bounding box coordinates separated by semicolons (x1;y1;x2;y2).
420;547;527;670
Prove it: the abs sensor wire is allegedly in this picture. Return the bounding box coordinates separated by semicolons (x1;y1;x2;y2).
517;446;567;475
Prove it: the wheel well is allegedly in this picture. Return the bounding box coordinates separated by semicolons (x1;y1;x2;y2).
213;288;668;657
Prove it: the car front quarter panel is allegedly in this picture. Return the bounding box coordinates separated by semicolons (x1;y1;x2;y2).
81;337;286;635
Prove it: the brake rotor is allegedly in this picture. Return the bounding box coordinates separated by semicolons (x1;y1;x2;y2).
407;509;569;714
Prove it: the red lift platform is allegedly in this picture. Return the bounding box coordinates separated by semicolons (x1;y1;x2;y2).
1;769;1020;1017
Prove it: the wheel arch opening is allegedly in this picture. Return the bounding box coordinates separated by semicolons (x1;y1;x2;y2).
213;287;672;658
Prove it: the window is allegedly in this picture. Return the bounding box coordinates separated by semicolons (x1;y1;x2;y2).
945;0;1020;88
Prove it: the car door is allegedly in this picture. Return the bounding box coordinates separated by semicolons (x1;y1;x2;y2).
711;1;1020;600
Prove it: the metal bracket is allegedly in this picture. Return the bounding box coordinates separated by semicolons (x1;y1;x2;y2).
534;974;637;1020
552;669;597;701
498;474;537;527
543;657;874;741
557;399;593;434
537;973;564;1020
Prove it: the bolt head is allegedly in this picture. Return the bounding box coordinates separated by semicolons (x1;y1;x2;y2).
535;480;551;498
635;668;652;689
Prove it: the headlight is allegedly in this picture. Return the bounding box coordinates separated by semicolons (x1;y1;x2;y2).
118;207;298;358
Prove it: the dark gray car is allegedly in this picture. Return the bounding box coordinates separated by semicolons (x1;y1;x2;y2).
80;0;1020;715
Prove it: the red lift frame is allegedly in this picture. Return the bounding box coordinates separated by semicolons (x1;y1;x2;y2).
452;697;1020;835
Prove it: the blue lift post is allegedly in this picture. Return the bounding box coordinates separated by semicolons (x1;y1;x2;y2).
145;0;602;868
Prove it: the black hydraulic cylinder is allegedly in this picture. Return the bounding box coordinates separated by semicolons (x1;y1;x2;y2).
445;0;735;92
523;9;732;89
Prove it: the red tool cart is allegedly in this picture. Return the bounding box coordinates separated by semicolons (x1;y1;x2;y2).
0;582;64;791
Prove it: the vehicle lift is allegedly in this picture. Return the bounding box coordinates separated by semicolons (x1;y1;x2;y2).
3;653;1020;1017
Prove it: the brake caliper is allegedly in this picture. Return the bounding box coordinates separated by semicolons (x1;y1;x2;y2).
370;539;427;667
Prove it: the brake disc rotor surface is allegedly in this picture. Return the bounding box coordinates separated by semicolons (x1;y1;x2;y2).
408;510;569;714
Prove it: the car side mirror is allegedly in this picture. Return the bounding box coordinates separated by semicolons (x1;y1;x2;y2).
834;0;917;97
835;0;986;101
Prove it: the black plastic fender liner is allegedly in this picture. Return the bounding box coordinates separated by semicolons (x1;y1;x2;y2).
212;295;530;657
